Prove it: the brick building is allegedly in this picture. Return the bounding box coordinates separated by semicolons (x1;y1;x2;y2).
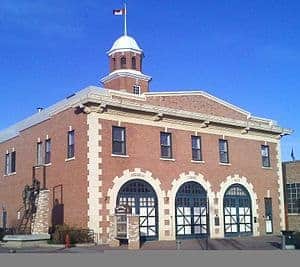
0;33;292;243
282;161;300;231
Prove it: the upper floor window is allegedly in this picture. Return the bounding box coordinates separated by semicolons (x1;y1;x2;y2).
286;183;300;214
133;85;141;95
112;58;116;71
45;139;51;164
261;145;270;167
67;130;75;159
5;151;16;175
37;142;43;165
112;126;126;155
160;132;172;158
120;57;126;69
219;139;229;163
131;57;136;69
191;136;202;161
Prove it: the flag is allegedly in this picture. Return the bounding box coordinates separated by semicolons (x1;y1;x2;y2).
113;8;126;16
291;148;295;161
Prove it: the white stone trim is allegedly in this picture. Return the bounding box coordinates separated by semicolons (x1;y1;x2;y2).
216;174;259;238
167;171;216;239
107;168;166;240
276;141;286;230
87;112;102;243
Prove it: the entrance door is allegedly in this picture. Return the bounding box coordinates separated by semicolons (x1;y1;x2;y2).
264;198;273;234
175;181;208;239
117;179;158;241
223;184;252;237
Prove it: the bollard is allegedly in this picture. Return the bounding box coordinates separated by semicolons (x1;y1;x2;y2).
176;240;181;250
65;233;71;248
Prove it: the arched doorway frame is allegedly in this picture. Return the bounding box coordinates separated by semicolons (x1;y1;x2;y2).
168;171;215;240
107;168;166;240
216;174;259;237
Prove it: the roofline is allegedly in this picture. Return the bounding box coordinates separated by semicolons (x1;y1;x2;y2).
145;90;252;117
0;86;292;143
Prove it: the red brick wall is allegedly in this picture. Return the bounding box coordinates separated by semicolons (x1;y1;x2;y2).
100;119;281;237
146;95;248;121
0;108;88;229
104;77;149;94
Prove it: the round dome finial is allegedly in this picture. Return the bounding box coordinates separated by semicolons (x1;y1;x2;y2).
108;35;143;55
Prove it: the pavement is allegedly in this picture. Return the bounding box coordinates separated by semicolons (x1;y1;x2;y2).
0;235;287;253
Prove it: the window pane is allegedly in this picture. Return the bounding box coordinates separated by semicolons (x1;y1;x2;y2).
192;136;200;149
161;146;171;158
113;127;125;141
161;133;170;146
11;151;16;173
5;154;10;174
112;127;126;155
68;131;74;145
192;149;201;161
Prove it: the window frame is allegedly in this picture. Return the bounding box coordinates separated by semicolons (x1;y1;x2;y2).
45;139;51;164
132;85;141;95
219;139;229;164
37;141;43;165
191;135;202;161
131;57;136;69
67;130;75;159
160;132;172;159
112;126;126;155
261;145;271;167
286;183;300;214
4;151;16;175
120;57;126;69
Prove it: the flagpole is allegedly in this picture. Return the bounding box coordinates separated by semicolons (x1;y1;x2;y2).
124;2;127;36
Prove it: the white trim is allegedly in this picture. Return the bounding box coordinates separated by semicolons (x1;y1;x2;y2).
160;158;175;162
167;172;215;239
107;168;166;240
101;69;152;84
216;174;259;238
111;154;129;158
190;160;205;164
276;141;286;231
87;112;102;243
65;157;75;162
219;162;231;166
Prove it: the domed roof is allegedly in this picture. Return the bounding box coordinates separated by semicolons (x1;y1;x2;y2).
108;35;143;55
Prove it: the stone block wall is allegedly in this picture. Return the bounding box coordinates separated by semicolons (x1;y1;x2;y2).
31;189;50;234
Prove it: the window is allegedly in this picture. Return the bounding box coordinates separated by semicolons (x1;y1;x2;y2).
37;142;43;165
67;130;75;159
132;57;136;69
4;151;16;175
112;58;116;70
191;136;202;161
112;126;126;155
160;132;172;158
45;139;51;164
120;57;126;69
132;85;141;95
286;183;300;214
219;139;229;163
261;145;270;167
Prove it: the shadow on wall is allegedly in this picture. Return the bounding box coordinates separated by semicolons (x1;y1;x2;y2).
51;185;64;230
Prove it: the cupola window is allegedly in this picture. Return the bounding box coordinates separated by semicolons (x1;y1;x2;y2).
132;57;136;70
133;85;141;95
120;57;126;69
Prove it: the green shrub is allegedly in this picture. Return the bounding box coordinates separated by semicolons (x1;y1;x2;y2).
51;224;94;244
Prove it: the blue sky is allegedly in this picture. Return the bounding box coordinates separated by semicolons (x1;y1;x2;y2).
0;0;299;161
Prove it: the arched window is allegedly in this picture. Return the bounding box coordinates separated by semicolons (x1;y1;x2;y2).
112;58;116;71
120;57;126;69
131;57;136;69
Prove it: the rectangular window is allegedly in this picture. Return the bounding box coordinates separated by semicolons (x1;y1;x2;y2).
4;151;16;175
286;183;300;214
37;142;43;165
45;139;51;164
261;145;270;167
5;153;9;175
219;139;229;163
112;126;126;155
133;85;141;95
191;136;202;161
160;132;172;158
67;130;75;159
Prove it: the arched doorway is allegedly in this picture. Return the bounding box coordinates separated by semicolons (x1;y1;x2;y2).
175;181;209;239
223;184;253;237
116;179;158;241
